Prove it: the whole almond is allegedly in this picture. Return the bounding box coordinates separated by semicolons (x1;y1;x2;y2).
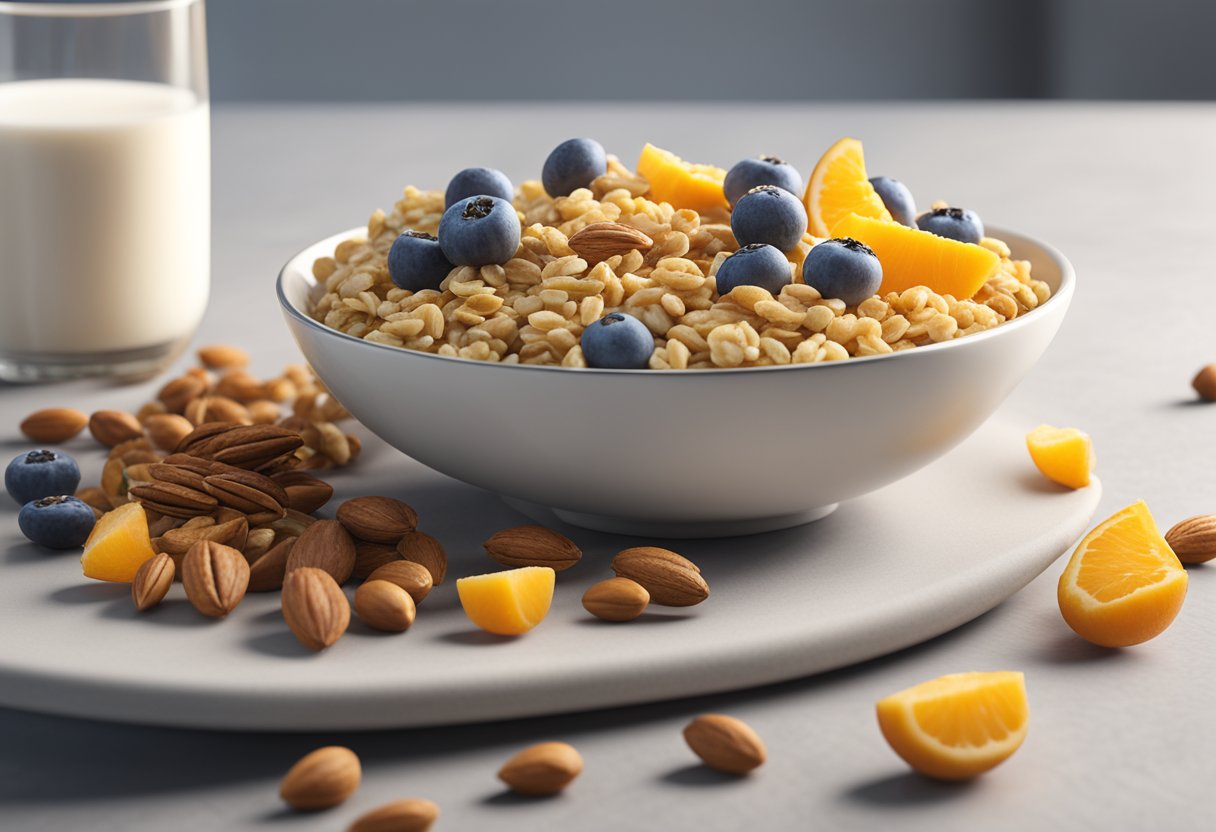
144;413;196;451
271;470;333;514
348;798;440;832
336;496;418;543
178;423;304;470
248;400;283;425
612;546;708;607
484;525;581;571
1192;364;1216;401
279;745;361;811
353;541;402;580
582;577;650;622
683;714;767;775
396;531;447;584
131;553;175;611
136;401;168;424
76;487;110;515
282;567;350;650
20;407;88;443
158;374;207;413
1165;514;1216;564
243;527;277;561
157;515;249;557
288;519;357;584
249;536;295;592
197;344;249;370
88;410;144;448
355;580;417;632
216;369;268;403
367;560;433;604
568;221;654;263
181;540;250;617
497;742;583;796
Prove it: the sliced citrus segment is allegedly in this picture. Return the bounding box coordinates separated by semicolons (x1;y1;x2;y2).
1058;501;1187;648
803;137;892;237
831;212;1000;299
456;565;556;636
81;502;157;582
876;671;1029;781
636;143;729;216
1026;424;1093;489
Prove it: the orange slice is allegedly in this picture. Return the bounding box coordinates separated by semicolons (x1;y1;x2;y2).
1026;424;1094;489
456;566;556;636
1058;501;1187;648
81;502;157;582
831;212;1000;299
876;671;1029;781
803;137;892;237
637;143;729;215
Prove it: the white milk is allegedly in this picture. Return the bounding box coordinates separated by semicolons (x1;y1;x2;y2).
0;79;209;356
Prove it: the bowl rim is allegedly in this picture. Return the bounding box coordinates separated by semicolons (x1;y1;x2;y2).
278;224;1075;377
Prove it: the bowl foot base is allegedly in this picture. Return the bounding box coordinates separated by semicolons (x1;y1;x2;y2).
500;498;839;539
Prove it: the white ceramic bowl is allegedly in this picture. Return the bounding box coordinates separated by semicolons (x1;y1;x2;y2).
279;227;1074;538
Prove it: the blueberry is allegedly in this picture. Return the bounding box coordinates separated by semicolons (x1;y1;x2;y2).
869;176;917;227
916;206;984;244
387;231;454;292
715;243;792;295
541;138;607;198
580;312;654;369
437;195;521;267
18;495;96;549
730;185;808;253
6;449;81;505
444;166;514;209
724;156;804;206
802;238;883;307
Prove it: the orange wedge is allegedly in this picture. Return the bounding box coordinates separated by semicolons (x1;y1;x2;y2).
637;143;729;215
1026;424;1094;489
803;137;892;237
81;502;157;582
1058;501;1187;648
876;671;1029;781
456;566;555;636
831;212;1000;299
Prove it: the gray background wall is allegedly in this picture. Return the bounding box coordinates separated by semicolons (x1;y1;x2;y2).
205;0;1215;101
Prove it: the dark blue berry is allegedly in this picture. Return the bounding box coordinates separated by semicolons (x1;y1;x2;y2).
730;185;807;253
18;495;96;549
444;166;514;209
724;156;804;206
387;231;454;292
6;449;81;506
802;238;883;307
437;195;521;267
580;312;653;369
715;243;792;295
869;176;917;227
916;206;984;244
541;138;607;197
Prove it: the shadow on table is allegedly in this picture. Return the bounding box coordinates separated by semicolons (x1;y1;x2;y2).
843;771;980;807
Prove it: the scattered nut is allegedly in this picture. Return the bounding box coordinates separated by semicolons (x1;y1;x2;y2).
611;546;709;607
354;579;417;632
88;410;144;448
143;413;196;451
367;560;433;605
484;524;581;572
1164;515;1216;564
181;539;250;618
683;714;767;775
131;553;175;611
396;530;447;584
347;798;439;832
1193;364;1216;401
497;741;584;796
282;567;350;651
279;745;361;811
582;577;650;622
197;344;249;370
20;407;88;443
287;519;356;584
336;496;418;543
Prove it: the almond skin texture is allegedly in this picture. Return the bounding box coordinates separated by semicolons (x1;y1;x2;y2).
1193;364;1216;401
271;470;334;514
611;547;708;607
396;531;448;584
287;519;357;584
497;742;584;796
158;374;208;414
88;410;144;448
347;798;440;832
181;540;250;617
367;560;433;604
282;567;350;651
568;221;654;263
1164;515;1216;564
336;496;418;543
20;407;88;443
279;745;361;811
131;553;175;611
248;537;295;592
683;714;767;775
144;413;196;451
582;577;650;622
197;344;249;370
355;580;417;632
353;541;402;580
484;525;581;572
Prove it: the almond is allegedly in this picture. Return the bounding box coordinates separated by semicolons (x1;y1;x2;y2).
157;515;249;557
20;407;88;443
144;413;196;451
203;470;288;525
355;580;417;632
270;470;333;514
249;537;295;592
582;577;650;622
88;409;144;448
279;745;361;811
131;553;175;611
181;540;250;617
682;714;767;775
136;400;168;424
76;487;110;515
336;496;418;543
128;480;218;519
1164;514;1216;564
497;742;583;796
248;400;283;424
1192;364;1216;401
185;395;251;427
197;344;249;370
158;374;207;414
367;560;433;604
484;525;581;571
177;423;304;470
216;369;268;403
353;541;402;580
611;546;708;607
288;519;356;584
348;798;440;832
243;527;277;561
568;221;654;263
282;567;350;650
396;531;447;584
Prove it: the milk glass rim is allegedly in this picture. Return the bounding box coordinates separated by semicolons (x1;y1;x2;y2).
0;0;198;17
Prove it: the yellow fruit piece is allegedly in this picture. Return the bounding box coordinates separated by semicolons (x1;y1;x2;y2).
636;143;729;216
1026;424;1093;489
1058;501;1188;648
803;137;892;238
831;212;1000;299
81;502;157;582
876;671;1029;781
456;566;556;636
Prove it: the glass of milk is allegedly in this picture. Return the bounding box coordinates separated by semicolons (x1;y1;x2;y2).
0;0;209;381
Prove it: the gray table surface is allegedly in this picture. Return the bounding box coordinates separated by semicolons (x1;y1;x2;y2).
2;103;1215;831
